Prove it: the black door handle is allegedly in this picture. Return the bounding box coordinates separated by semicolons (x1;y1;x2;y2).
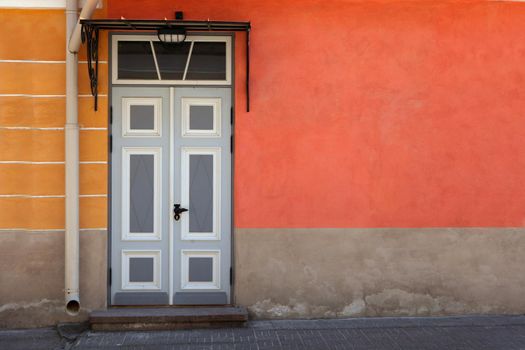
173;204;188;221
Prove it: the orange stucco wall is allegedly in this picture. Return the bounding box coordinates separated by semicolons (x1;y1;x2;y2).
0;7;109;230
110;1;523;229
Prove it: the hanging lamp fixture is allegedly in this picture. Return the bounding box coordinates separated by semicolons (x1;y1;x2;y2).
157;27;187;44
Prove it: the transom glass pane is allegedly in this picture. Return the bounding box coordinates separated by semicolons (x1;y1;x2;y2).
130;154;154;232
152;42;191;80
118;41;158;80
186;42;226;80
130;105;155;130
189;105;214;130
116;38;229;82
189;154;213;232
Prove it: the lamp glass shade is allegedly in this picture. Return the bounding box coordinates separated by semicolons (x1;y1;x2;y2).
157;28;187;44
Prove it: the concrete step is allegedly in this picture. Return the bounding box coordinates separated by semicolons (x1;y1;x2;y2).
89;306;248;331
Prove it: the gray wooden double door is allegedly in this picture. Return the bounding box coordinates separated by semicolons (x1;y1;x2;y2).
111;87;231;305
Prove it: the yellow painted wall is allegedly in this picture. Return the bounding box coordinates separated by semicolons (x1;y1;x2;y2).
0;6;108;230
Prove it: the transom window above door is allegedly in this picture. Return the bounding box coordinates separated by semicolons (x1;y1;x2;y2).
112;35;232;85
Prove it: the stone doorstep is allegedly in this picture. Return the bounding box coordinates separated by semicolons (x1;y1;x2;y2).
91;321;247;331
89;306;248;331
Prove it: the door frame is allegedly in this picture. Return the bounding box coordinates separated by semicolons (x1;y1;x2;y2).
107;31;236;307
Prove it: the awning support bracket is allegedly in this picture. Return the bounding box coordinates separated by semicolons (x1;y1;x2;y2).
80;19;251;112
81;24;99;111
246;28;250;112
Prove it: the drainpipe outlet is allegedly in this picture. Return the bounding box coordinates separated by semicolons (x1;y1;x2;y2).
65;292;80;316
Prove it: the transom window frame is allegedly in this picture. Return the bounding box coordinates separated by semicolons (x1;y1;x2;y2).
111;34;232;86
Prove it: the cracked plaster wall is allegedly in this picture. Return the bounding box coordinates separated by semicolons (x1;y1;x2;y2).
0;231;106;328
235;228;525;319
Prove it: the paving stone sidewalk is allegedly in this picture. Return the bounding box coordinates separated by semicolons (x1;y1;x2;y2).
2;315;525;350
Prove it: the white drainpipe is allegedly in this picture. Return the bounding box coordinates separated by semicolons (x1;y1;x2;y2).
64;0;98;316
68;0;98;54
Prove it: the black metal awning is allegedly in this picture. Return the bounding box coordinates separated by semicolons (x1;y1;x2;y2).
80;19;251;111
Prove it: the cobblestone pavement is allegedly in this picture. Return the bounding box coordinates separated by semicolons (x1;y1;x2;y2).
2;315;525;349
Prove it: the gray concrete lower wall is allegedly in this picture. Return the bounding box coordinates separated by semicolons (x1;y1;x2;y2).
0;230;106;328
234;228;525;319
2;227;524;327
